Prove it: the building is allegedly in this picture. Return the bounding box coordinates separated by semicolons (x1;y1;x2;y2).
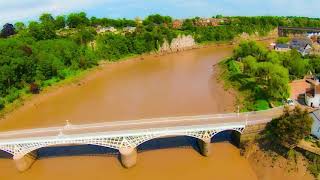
194;18;224;27
172;20;183;29
309;110;320;139
305;78;320;108
123;26;136;33
274;43;290;52
96;26;117;34
290;38;312;56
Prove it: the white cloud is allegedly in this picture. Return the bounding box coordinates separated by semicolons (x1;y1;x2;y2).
0;0;106;25
0;0;319;26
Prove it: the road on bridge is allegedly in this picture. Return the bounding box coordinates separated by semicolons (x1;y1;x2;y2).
0;107;284;143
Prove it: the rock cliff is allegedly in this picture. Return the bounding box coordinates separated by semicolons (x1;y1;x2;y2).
159;35;196;53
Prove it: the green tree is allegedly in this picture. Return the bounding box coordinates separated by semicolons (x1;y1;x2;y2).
276;37;290;44
39;13;55;24
256;62;290;100
242;55;258;75
55;15;66;29
14;22;26;32
28;21;56;40
66;12;89;28
234;41;267;61
265;106;312;148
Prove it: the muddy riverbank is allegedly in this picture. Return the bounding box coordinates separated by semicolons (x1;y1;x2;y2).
0;43;311;180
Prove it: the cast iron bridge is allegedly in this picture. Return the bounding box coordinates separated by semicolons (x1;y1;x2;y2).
278;26;320;36
0;107;283;171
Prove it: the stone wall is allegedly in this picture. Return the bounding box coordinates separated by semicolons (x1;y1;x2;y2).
159;35;196;53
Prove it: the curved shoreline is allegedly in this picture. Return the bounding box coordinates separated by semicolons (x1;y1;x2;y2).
0;42;235;123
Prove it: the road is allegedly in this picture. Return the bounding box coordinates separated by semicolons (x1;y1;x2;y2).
0;107;284;144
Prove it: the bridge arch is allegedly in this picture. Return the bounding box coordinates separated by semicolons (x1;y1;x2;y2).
134;127;245;150
12;141;120;160
211;128;243;139
0;149;14;158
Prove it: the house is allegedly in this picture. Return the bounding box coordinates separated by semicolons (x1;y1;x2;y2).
123;26;136;33
309;110;320;139
172;19;183;29
274;43;290;52
194;18;224;27
305;78;320;108
290;38;312;56
96;26;117;34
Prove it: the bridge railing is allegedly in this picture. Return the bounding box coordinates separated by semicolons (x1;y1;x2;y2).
0;107;284;141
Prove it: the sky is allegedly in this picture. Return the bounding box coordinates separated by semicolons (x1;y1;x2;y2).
0;0;319;25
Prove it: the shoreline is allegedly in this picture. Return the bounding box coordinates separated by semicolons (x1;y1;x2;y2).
0;34;276;122
0;41;235;123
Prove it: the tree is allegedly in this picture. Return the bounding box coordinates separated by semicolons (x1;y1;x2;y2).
233;41;267;61
255;62;290;100
265;106;312;149
66;12;89;28
14;22;26;32
143;14;172;26
39;13;55;24
72;26;96;45
242;55;258;75
276;37;290;44
55;15;66;29
0;23;15;38
28;21;56;40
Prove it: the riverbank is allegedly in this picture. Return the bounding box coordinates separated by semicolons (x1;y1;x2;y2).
0;44;236;131
0;40;314;180
245;142;314;180
0;29;277;120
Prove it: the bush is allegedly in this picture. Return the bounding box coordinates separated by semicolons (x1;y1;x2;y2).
227;60;241;74
5;88;20;103
254;99;270;110
304;152;320;177
0;99;4;110
29;82;40;94
265;106;312;148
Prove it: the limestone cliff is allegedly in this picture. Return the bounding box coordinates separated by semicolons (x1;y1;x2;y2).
159;35;196;53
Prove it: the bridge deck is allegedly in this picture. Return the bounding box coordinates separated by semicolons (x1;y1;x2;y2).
0;107;283;144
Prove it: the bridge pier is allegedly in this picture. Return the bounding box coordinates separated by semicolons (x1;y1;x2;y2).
119;148;137;168
197;138;211;156
13;151;38;172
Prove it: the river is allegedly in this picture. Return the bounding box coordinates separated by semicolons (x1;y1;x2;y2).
0;45;309;180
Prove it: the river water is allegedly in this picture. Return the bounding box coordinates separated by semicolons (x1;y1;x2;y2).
0;45;259;180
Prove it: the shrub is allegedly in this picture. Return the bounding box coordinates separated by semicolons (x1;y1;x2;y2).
0;99;4;110
254;99;270;110
5;88;20;103
265;106;312;148
29;82;40;94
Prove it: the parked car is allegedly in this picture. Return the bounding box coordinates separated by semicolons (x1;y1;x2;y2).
283;98;295;106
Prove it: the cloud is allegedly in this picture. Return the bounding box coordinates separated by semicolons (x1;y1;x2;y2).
0;0;106;25
0;0;319;26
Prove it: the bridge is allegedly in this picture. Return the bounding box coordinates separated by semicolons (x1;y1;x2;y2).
278;26;320;36
0;107;284;172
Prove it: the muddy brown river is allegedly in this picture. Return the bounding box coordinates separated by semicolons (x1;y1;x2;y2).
0;45;307;180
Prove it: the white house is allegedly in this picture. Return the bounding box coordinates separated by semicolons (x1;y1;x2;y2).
310;110;320;139
96;26;117;34
123;26;136;33
305;79;320;108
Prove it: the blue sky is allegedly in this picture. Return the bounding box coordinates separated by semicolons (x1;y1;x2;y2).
0;0;319;25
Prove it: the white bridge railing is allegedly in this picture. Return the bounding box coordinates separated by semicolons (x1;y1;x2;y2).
0;107;284;159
